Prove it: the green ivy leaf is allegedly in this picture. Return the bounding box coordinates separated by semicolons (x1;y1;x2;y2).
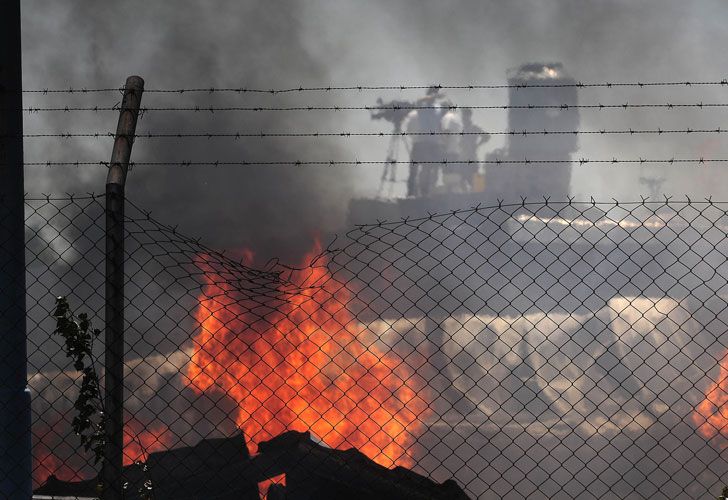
52;297;106;470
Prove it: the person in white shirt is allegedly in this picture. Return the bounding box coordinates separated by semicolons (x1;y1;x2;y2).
403;87;448;197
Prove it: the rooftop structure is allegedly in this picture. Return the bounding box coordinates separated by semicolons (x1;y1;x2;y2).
484;62;580;201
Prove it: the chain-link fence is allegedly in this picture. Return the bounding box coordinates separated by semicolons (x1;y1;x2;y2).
17;195;728;499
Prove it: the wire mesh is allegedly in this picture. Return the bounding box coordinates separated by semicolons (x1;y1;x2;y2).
23;194;292;498
17;195;728;499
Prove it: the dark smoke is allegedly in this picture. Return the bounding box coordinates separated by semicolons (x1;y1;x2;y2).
21;0;728;260
22;0;358;261
19;3;728;496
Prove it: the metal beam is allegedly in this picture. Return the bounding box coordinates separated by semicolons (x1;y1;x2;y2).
0;0;32;497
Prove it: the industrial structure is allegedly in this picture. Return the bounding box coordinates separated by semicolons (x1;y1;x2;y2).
346;63;684;434
348;62;580;225
484;62;579;201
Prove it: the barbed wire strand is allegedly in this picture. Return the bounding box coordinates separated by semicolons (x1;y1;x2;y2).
13;158;728;168
11;102;728;113
7;79;728;94
9;127;728;139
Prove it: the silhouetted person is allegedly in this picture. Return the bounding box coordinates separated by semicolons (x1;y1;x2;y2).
459;108;489;191
405;87;447;197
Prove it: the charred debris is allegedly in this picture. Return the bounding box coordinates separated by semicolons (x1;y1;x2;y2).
35;430;470;499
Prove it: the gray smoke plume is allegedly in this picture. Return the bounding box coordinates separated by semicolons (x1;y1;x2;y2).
19;3;728;496
22;0;361;261
21;0;728;260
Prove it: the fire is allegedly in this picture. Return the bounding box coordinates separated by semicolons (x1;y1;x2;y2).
123;419;175;465
692;350;728;448
185;240;428;469
33;449;77;486
33;420;173;488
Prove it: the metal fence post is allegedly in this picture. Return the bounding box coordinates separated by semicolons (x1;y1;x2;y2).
103;75;144;500
0;1;32;497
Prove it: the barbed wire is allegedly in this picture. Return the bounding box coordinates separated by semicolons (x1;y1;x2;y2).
14;158;728;168
11;102;728;113
10;127;728;139
7;79;728;94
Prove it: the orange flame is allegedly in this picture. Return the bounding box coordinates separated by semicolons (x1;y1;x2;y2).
123;419;175;465
33;419;173;488
692;350;728;448
185;240;428;470
33;450;77;486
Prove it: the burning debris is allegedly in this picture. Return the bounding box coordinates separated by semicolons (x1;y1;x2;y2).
28;197;728;498
184;241;429;470
693;350;728;449
34;430;470;499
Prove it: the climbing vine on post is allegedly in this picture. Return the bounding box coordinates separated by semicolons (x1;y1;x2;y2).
52;296;106;465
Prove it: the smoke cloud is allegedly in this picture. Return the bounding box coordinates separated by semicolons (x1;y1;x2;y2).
21;0;728;258
21;1;359;261
20;3;728;495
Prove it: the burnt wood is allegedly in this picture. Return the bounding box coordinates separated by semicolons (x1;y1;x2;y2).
34;430;470;500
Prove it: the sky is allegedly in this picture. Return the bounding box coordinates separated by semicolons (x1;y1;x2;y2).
21;0;728;261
